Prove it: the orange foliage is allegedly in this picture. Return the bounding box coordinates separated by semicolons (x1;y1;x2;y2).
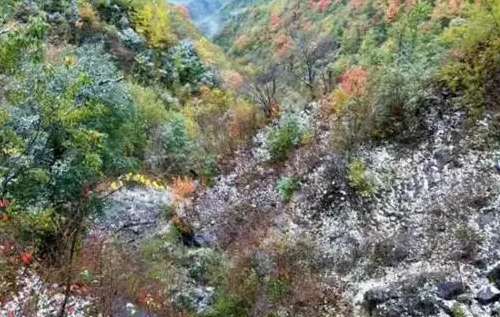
341;68;368;95
350;0;364;9
309;0;332;12
269;11;282;31
234;35;250;50
227;70;245;89
171;213;193;236
0;213;8;222
172;176;196;200
431;0;462;20
385;0;401;20
405;0;417;11
273;34;294;57
20;252;32;265
227;104;257;142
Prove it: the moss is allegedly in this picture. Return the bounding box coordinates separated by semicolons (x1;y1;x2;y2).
452;303;466;317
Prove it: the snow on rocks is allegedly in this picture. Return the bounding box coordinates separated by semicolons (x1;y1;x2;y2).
188;105;500;316
0;270;93;317
93;186;173;237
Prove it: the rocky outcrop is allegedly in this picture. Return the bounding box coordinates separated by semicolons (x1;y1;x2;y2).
93;186;172;239
187;104;500;316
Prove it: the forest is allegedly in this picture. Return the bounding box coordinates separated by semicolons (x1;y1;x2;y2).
1;0;500;316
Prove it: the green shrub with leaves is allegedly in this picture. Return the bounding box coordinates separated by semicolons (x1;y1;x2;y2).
0;15;48;74
269;114;302;162
204;292;251;317
0;44;142;258
277;176;300;201
347;158;373;196
439;0;500;117
268;277;289;302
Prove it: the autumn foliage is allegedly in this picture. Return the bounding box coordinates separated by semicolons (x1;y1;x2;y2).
273;34;294;57
172;176;196;201
309;0;332;13
270;12;283;31
341;68;368;95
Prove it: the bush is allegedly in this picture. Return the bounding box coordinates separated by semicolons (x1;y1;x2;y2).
131;0;177;49
277;176;301;201
347;158;373;196
268;277;289;301
269;115;302;162
439;0;500;116
204;292;251;317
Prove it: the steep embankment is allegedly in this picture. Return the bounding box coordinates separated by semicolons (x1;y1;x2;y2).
186;101;500;316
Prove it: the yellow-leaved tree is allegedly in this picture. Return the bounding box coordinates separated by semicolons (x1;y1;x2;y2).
132;0;177;48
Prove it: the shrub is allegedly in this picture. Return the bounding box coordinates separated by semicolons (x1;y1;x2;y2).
204;292;251;317
439;0;500;116
277;176;301;201
269;115;302;162
268;277;289;301
131;0;177;49
226;100;260;146
347;158;373;196
130;84;168;128
0;15;48;74
194;89;261;155
160;113;194;172
172;176;196;201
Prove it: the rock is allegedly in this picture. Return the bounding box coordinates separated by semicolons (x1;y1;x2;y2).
456;293;474;305
477;209;496;228
251;251;274;277
434;148;454;166
475;285;500;305
487;263;500;288
436;281;466;300
493;301;500;316
47;12;64;23
193;231;215;247
118;28;145;47
95;186;172;238
118;16;130;28
364;287;397;310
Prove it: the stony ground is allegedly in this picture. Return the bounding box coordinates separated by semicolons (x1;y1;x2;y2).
187;107;500;316
3;106;500;316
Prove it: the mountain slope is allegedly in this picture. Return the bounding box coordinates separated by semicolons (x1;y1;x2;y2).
3;0;500;317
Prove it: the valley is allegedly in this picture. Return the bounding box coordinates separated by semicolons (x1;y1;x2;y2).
2;0;500;316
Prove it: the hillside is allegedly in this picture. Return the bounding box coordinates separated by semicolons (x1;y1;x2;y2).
2;0;500;316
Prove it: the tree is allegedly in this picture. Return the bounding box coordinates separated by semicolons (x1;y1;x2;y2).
246;62;283;118
132;0;177;49
286;29;337;99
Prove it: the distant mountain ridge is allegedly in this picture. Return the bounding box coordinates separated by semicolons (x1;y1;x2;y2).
168;0;270;37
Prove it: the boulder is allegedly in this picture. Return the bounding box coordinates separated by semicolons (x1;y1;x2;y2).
364;286;397;310
47;12;64;23
436;281;466;300
118;16;130;29
193;231;215;247
475;285;500;305
476;209;496;228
